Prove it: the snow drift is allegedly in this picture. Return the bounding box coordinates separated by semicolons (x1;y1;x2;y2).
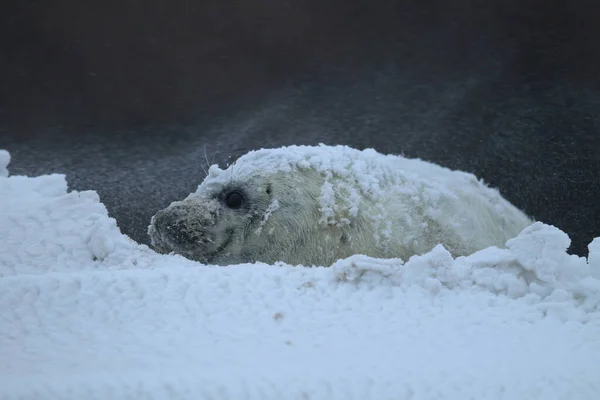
1;148;599;400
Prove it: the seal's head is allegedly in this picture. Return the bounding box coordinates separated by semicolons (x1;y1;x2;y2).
148;150;337;265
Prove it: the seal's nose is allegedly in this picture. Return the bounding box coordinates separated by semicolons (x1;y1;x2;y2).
152;207;202;246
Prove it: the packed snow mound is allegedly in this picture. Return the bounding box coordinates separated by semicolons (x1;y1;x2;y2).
0;173;199;277
1;149;600;400
334;224;600;322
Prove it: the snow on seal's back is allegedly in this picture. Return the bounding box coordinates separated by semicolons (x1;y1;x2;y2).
204;144;518;211
150;144;533;266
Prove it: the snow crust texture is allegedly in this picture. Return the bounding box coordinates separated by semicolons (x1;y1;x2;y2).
1;149;599;400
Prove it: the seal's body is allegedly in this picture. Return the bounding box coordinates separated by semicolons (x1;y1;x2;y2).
148;144;533;266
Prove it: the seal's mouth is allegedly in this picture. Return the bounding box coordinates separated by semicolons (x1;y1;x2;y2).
216;228;234;253
203;228;234;263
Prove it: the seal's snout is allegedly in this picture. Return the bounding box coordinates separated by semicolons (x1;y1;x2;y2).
152;209;199;246
149;201;219;255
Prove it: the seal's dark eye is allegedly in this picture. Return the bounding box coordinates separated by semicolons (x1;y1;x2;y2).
224;190;245;209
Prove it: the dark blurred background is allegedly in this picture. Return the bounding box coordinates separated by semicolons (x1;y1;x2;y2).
1;0;599;255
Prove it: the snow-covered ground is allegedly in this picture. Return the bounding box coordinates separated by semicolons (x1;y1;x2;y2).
1;148;599;399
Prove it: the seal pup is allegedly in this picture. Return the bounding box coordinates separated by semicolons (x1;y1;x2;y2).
148;144;533;266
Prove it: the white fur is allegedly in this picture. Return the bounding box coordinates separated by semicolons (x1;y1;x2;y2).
148;144;533;266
